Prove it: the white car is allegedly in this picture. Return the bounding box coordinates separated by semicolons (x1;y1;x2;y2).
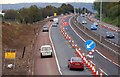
52;23;57;27
81;14;85;17
82;20;87;24
42;26;49;32
40;45;52;58
93;22;98;26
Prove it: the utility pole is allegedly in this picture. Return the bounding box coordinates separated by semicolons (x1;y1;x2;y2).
74;0;76;16
74;0;76;20
99;0;102;42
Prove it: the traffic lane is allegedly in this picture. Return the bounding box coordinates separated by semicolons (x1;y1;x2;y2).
78;16;119;45
77;16;119;45
51;18;92;75
78;16;118;37
73;17;120;67
78;16;107;39
68;16;119;75
65;16;119;75
93;51;119;75
34;22;59;75
78;16;119;36
76;16;119;55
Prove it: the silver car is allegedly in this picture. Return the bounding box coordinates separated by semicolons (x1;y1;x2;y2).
106;32;115;39
42;26;49;32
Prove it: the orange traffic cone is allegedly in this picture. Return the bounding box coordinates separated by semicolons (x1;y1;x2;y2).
71;40;75;48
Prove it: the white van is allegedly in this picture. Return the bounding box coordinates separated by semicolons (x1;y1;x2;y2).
40;45;52;58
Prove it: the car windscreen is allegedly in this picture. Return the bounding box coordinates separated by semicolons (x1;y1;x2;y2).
71;57;82;62
43;26;48;28
107;32;114;35
42;47;51;51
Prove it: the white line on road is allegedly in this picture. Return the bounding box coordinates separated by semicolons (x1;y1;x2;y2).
75;17;120;67
77;16;120;48
49;19;62;75
69;16;108;75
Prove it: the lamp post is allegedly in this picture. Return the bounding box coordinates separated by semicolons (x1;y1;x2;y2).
99;0;102;42
74;0;76;19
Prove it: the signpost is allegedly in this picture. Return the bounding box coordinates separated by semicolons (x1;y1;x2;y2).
5;51;16;59
84;40;96;51
84;40;96;59
54;13;57;17
4;49;16;69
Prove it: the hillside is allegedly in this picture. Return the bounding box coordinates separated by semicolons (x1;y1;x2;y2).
2;18;49;75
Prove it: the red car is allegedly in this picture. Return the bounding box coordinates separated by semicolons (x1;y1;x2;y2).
68;57;84;71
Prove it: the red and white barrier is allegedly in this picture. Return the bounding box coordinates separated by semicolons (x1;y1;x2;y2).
99;68;103;77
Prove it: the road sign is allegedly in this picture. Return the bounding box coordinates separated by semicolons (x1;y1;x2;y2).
84;40;96;51
4;49;16;69
64;22;68;26
54;13;57;16
5;49;16;59
5;52;16;59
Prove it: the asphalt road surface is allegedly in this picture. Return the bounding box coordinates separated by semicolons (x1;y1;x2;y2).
33;22;59;75
77;16;119;46
64;16;120;75
50;16;92;75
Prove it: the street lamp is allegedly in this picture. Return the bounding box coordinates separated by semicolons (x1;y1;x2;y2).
74;0;76;15
99;0;102;42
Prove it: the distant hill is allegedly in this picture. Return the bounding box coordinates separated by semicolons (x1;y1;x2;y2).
1;2;96;13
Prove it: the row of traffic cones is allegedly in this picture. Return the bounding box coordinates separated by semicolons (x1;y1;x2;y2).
60;26;79;49
60;17;103;77
75;48;100;77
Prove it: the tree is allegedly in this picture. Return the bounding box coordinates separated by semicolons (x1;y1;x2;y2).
93;1;119;27
4;10;18;21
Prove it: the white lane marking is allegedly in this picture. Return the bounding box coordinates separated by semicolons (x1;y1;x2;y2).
95;50;111;62
75;17;120;56
32;22;50;75
105;39;120;48
69;18;86;42
77;16;120;48
49;22;62;75
69;16;109;75
99;68;108;76
71;16;120;67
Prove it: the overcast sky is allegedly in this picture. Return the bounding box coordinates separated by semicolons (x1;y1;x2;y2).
1;0;95;4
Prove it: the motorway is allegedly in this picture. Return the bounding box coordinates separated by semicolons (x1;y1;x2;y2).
77;16;120;46
62;15;120;75
75;15;120;65
50;16;92;75
33;22;59;75
33;15;120;76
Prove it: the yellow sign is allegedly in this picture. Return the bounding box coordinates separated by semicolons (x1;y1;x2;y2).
54;13;57;16
5;52;16;59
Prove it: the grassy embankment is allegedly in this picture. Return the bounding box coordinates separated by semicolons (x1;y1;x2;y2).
95;14;119;27
2;18;49;75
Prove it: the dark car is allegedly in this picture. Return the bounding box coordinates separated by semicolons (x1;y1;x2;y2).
106;32;115;38
50;19;53;22
68;57;84;71
42;26;49;32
